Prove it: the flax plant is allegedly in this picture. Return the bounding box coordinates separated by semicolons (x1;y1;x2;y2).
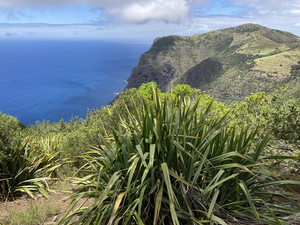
0;137;61;199
60;88;300;225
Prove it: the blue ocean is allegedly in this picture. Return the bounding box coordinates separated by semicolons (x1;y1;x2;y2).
0;40;150;126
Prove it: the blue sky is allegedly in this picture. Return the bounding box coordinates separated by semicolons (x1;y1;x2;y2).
1;0;300;43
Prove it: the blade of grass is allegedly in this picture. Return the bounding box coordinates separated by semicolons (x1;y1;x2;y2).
154;181;164;225
239;180;260;220
207;189;220;219
109;192;126;224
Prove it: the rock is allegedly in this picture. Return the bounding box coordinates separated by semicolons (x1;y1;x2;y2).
52;215;57;222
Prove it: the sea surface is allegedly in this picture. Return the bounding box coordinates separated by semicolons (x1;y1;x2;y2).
0;40;150;126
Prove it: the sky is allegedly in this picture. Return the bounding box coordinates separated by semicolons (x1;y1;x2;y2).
1;0;300;43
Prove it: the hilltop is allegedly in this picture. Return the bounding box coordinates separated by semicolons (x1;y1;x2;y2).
125;23;300;102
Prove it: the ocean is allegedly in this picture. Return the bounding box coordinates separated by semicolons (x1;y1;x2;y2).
0;40;150;126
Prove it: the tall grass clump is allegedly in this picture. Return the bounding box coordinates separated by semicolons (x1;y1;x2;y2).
0;137;61;200
59;88;300;225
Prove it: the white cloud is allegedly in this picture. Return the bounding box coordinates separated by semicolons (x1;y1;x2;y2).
290;9;300;15
106;0;189;23
0;0;208;23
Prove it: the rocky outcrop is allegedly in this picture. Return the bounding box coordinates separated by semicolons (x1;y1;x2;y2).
126;65;161;89
126;64;177;92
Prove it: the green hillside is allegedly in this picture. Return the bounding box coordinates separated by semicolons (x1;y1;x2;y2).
125;23;300;102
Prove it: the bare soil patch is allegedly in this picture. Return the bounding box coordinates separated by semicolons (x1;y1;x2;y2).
0;188;92;225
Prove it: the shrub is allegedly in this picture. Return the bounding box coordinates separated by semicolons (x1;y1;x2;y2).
0;112;23;160
233;87;300;146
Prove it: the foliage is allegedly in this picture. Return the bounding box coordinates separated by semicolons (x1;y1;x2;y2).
168;84;202;108
181;58;223;89
171;84;200;98
138;81;161;100
0;112;23;160
22;83;228;179
232;86;300;146
0;137;61;200
213;36;234;52
291;64;300;77
235;24;261;33
147;36;178;55
59;88;300;225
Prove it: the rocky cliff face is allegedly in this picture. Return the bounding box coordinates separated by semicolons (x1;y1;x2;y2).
125;24;300;102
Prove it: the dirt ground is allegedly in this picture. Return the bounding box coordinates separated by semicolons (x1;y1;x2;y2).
0;188;92;225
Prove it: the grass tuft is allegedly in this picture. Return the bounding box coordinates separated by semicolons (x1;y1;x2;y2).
3;200;60;225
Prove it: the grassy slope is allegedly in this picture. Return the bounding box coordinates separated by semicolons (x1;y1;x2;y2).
196;24;300;102
253;46;300;75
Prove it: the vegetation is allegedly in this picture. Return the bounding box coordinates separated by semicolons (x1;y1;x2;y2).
57;86;300;225
2;82;300;224
180;58;223;89
291;62;300;78
3;199;60;225
0;137;61;200
0;112;23;158
232;86;300;147
0;113;61;200
147;36;178;55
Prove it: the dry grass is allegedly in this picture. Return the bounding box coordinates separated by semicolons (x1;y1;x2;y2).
253;48;300;75
3;200;60;225
0;182;93;225
0;194;61;225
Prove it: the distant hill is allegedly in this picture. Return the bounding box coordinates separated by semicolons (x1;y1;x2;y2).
125;24;300;102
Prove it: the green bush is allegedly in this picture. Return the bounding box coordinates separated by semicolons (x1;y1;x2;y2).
59;88;300;225
0;112;23;161
232;87;300;145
